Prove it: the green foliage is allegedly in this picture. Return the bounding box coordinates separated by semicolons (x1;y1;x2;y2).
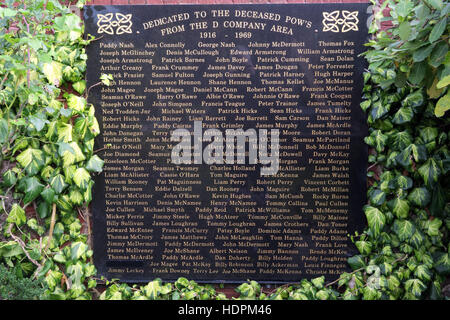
345;0;449;300
0;0;448;301
0;0;99;300
366;0;450;117
0;264;45;300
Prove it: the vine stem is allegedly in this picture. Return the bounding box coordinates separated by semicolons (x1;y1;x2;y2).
265;281;299;297
367;162;379;171
45;203;57;252
7;223;43;279
0;73;9;92
324;254;409;289
94;145;111;154
85;82;102;100
21;15;31;88
324;267;366;289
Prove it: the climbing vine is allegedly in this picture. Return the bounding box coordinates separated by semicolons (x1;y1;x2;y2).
0;0;448;300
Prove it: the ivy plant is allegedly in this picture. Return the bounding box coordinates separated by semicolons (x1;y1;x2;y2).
0;0;101;299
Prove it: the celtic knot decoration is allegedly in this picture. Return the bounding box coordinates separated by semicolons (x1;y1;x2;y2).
322;11;359;33
97;13;133;35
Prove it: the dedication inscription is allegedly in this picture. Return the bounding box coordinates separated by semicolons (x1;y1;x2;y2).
85;4;369;283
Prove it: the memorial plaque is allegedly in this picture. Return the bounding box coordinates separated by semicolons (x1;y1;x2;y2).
85;3;369;283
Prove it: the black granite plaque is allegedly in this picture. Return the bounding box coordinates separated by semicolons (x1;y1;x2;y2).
85;3;369;283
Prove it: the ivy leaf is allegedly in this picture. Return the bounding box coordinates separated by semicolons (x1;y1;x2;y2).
430;281;442;300
365;130;388;152
42;61;64;86
355;240;372;255
311;276;325;289
40;188;56;204
430;183;446;217
2;170;17;187
434;92;450;117
1;241;23;258
100;73;113;86
380;262;393;276
360;100;371;112
73;168;91;190
50;174;68;194
37;201;51;219
393;106;413;124
403;90;424;108
407;188;431;207
368;189;386;206
425;218;442;237
83;181;93;204
86;155;104;173
411;144;427;162
429;17;447;43
362;286;380;300
16;148;45;176
59;107;72;118
74;117;88;139
388;197;410;218
7;204;26;227
364;205;386;236
23;177;45;204
409;229;425;249
55;194;73;212
434;252;450;275
391;131;412;150
67;262;84;286
29;112;48;133
69;189;84;205
53;252;66;264
436;75;450;88
144;280;162;299
58;143;75;167
62;142;85;166
418;158;441;188
315;290;329;300
396;145;412;167
63;165;76;184
414;265;432;282
66;94;86;113
395;175;413;190
370;101;390;120
56;123;73;143
419;127;438;143
387;275;401;292
53;223;65;243
236;283;255;298
393;219;415;241
72;80;86;94
70;242;88;261
404;279;426;298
